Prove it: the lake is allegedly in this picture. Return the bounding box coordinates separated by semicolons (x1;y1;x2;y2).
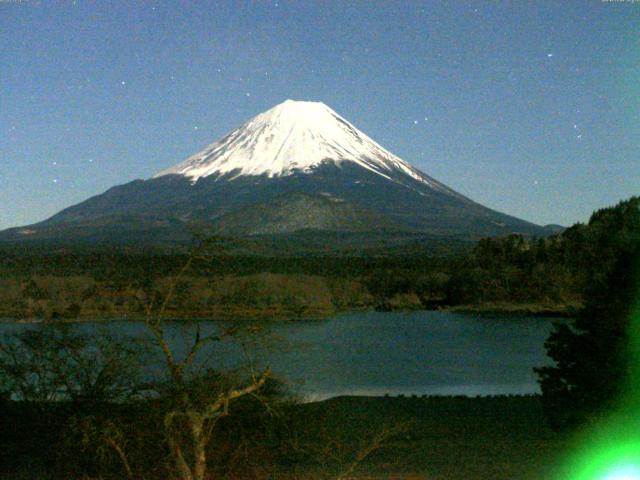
0;311;561;400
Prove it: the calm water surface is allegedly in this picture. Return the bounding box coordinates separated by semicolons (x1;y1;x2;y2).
0;311;561;400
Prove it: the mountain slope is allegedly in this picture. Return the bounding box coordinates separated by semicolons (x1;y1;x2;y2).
211;192;398;236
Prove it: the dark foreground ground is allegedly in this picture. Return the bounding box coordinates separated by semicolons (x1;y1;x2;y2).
289;395;569;479
0;395;574;479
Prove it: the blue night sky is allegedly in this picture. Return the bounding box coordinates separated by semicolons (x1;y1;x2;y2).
1;0;639;230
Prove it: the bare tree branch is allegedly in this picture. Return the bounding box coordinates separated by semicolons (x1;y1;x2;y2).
205;368;271;419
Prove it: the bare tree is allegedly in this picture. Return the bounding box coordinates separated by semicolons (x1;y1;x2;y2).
0;325;148;479
141;239;271;480
69;415;135;480
286;416;413;480
0;239;272;480
0;325;141;404
334;421;411;480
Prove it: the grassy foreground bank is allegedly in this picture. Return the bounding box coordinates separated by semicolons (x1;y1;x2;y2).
1;395;573;479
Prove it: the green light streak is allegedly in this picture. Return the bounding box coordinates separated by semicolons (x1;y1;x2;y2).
561;419;640;480
602;465;640;480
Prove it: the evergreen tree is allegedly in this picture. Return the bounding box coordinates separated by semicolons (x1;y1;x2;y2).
536;197;640;428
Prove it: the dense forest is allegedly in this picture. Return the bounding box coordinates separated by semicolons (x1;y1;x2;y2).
0;197;637;321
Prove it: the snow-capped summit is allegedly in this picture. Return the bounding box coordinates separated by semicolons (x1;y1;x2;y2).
154;99;442;191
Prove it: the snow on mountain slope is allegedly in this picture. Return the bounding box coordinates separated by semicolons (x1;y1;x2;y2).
154;99;453;194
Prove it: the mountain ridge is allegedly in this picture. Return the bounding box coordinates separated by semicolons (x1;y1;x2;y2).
0;99;554;248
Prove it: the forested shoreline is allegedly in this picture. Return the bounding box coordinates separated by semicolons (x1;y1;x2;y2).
2;198;638;321
0;249;577;322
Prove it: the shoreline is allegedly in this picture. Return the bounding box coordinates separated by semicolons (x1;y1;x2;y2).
441;302;580;318
0;301;578;324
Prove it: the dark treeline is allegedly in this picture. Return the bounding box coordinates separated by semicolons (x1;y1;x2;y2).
537;196;640;428
0;249;450;280
0;197;637;319
369;196;639;311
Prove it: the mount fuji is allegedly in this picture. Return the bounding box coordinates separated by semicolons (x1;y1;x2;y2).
0;100;552;248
